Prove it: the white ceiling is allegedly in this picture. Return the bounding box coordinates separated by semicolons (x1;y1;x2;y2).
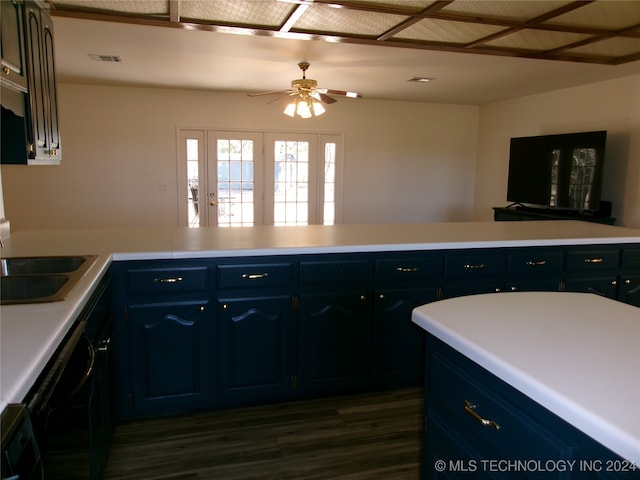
52;14;640;105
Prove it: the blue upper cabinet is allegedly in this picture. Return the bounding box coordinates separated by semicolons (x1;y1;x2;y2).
1;0;28;92
23;1;61;164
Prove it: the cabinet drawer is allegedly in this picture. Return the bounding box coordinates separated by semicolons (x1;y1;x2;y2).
217;263;293;289
126;266;209;294
430;349;572;463
300;260;370;286
375;257;441;282
444;253;505;279
566;249;619;272
507;251;563;275
622;249;640;269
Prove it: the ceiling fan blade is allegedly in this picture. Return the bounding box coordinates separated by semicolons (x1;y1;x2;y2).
321;88;362;99
266;92;297;105
318;92;337;104
247;90;291;97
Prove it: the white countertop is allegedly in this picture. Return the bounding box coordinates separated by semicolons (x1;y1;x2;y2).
412;291;640;465
1;221;640;412
2;221;640;260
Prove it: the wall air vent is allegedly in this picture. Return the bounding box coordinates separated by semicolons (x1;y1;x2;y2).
89;54;122;62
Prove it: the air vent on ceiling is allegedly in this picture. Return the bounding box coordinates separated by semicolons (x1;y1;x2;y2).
89;54;122;62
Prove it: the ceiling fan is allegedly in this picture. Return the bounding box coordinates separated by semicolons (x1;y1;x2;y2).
248;61;361;118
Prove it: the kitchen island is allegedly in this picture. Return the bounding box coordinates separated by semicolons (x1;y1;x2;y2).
2;221;640;413
412;291;640;477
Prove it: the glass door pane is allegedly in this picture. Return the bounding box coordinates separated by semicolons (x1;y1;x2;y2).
273;140;310;226
187;139;200;227
208;132;263;227
323;142;336;225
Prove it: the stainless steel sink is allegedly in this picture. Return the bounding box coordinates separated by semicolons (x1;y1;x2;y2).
1;275;70;303
1;256;89;276
0;255;97;305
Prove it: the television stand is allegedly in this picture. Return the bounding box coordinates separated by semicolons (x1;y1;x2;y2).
493;206;615;225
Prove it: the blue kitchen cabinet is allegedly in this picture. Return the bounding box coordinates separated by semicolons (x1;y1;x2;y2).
126;301;213;416
372;254;442;388
422;335;639;480
298;256;373;396
217;295;296;405
373;287;436;388
442;250;506;299
299;290;372;395
505;248;564;293
619;249;640;307
23;1;61;164
111;261;215;418
216;259;297;405
563;248;620;299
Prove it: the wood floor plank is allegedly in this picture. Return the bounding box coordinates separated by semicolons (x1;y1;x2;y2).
104;388;423;480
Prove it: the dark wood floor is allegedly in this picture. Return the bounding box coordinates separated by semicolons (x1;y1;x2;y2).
104;388;423;480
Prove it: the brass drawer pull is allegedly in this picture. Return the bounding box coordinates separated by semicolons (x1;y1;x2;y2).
396;267;419;273
242;273;269;280
463;263;485;270
154;277;183;284
525;260;547;266
584;258;603;264
464;400;500;430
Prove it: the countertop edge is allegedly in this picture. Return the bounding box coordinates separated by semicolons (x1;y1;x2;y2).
411;294;640;466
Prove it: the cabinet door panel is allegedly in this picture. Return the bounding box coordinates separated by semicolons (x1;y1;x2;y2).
127;301;211;414
299;291;371;394
619;275;640;307
564;277;618;298
1;0;28;91
373;287;436;387
218;296;294;404
442;282;503;299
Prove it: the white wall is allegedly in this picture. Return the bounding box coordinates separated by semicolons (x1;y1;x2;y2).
1;83;479;230
475;74;640;228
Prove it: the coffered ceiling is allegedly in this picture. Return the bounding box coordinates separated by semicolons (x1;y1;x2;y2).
49;0;640;104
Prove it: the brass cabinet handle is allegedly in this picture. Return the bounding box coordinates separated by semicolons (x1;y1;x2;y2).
396;266;419;273
525;260;547;266
242;273;268;279
463;263;485;270
2;66;10;75
584;258;603;264
464;400;500;430
154;277;183;283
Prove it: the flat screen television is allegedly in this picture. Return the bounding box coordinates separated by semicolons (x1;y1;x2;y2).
506;130;607;212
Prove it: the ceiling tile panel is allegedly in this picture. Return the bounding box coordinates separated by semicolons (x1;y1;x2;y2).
54;0;168;15
544;1;640;30
439;0;575;22
348;0;433;9
294;4;407;36
394;18;504;43
565;36;640;58
180;0;291;27
484;29;592;52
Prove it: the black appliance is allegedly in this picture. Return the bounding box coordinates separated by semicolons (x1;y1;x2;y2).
1;404;43;479
8;274;115;480
506;130;607;212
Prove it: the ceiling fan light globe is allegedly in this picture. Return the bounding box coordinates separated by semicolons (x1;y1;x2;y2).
312;100;326;116
297;100;312;118
283;101;297;117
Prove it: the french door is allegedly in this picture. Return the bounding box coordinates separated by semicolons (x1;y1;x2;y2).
177;129;341;227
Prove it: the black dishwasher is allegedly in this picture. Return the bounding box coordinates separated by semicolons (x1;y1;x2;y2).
27;273;115;480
